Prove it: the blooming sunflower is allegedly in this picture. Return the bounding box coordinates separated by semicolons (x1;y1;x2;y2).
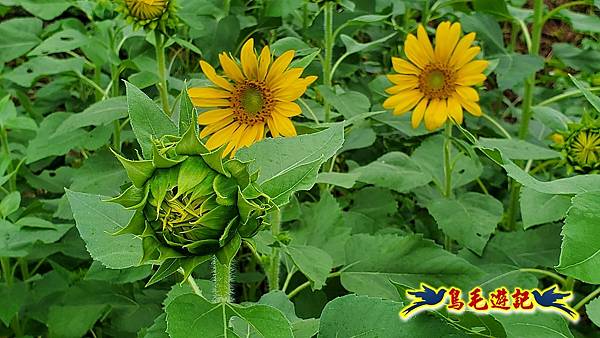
188;39;317;158
117;0;177;30
384;22;488;130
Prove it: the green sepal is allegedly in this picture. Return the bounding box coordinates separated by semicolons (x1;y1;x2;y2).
216;232;241;266
149;167;179;216
176;123;207;155
224;159;251;187
201;144;228;176
105;184;149;210
113;209;146;236
238;212;263;238
184;239;220;255
218;216;240;247
146;255;210;287
111;148;155;187
213;175;238;206
194;205;237;230
174;157;210;198
152;141;187;168
237;188;261;225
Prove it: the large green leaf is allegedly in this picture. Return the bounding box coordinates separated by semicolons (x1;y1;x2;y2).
587;297;600;328
520;187;571;229
284;244;333;290
126;82;178;158
352;152;432;193
318;294;461;337
341;234;484;299
53;97;128;136
66;190;143;269
556;192;600;283
492;312;573;338
427;192;503;255
165;294;293;338
0;219;72;257
29;28;89;56
4;56;84;87
0;281;27;326
495;54;544;90
0;17;42;62
479;138;560;160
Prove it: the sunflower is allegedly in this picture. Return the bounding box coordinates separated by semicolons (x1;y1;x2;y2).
565;127;600;173
188;39;317;158
117;0;177;30
384;22;488;131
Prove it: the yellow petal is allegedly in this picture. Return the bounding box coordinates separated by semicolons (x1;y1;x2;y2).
274;101;302;117
258;46;271;81
383;89;423;110
188;87;231;99
241;38;258;80
455;86;479;102
456;74;487;86
417;24;435;61
267;117;280;137
456;95;483;116
199;115;234;138
275;77;314;101
404;34;430;69
190;97;230;107
411;98;428;129
266;50;295;83
197;108;233;125
218;53;245;83
223;124;248;158
255;123;265;142
387;74;418;85
237;124;259;149
271;68;303;91
271;114;296;137
435;22;461;63
200;60;233;91
424;99;447;131
451;46;480;69
393;94;422;116
457;60;489;77
385;81;419;94
392;57;421;75
449;32;476;67
206;122;239;150
447;95;463;124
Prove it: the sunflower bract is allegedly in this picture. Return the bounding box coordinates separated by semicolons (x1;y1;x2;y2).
116;0;178;30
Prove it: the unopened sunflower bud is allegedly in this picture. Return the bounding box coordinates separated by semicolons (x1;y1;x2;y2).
116;0;178;31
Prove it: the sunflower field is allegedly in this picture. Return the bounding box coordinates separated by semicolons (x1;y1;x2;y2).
1;0;600;337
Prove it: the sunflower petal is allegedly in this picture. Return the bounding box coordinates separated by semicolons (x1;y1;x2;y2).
404;34;430;69
267;117;280;137
435;22;461;63
206;122;239;150
274;101;302;117
258;46;271;81
197;108;233;125
455;86;479;102
392;57;421;75
200;60;233;91
266;50;295;83
241;38;258;80
447;95;463;124
456;94;483;116
424;99;446;131
271;114;297;137
200;115;234;139
411;98;428;129
223;124;248;158
417;24;435;61
383;89;422;110
218;53;244;83
188;87;231;99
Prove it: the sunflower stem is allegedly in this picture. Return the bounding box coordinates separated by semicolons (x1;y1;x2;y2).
111;64;122;152
213;256;232;303
508;0;544;231
443;122;453;251
322;1;334;122
267;209;281;291
155;30;171;116
574;286;600;312
0;126;16;192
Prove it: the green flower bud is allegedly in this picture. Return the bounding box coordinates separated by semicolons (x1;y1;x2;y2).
564;126;600;174
109;126;273;283
115;0;179;31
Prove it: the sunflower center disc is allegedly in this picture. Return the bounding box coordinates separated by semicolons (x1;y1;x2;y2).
240;87;264;115
427;70;446;90
419;64;457;99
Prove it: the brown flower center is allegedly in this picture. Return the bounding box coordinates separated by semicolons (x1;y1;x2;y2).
231;80;274;125
419;64;457;99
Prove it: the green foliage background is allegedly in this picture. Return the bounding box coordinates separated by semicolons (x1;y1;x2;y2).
1;0;600;337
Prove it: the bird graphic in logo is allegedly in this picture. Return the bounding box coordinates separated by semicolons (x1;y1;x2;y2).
532;285;579;320
400;283;447;319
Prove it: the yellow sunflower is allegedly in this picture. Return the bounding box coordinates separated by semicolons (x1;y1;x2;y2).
188;38;317;158
384;22;488;131
565;127;600;172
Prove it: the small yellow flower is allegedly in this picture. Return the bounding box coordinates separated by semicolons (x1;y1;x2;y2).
188;39;317;158
117;0;176;30
125;0;168;20
384;22;488;130
550;133;565;144
565;127;600;172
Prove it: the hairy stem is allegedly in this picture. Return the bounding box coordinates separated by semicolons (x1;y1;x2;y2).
322;1;334;122
267;209;281;291
213;256;232;303
155;30;171;116
443;122;453;251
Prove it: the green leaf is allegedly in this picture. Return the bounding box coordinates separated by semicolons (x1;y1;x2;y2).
84;261;152;284
0;281;27;326
560;9;600;33
412;135;482;189
473;0;510;18
319;295;461;337
556;191;600;283
165;294;293;338
177;85;196;135
284;244;333;290
553;43;600;72
569;74;600;113
4;56;85;87
0;191;20;218
318;87;370;119
264;0;303;17
427;192;503;255
125;81;178;158
341;234;484;299
16;0;72;20
353;152;432;193
340;32;396;55
48;304;108;338
0;17;42;62
260;158;322;205
532;106;571;131
29;28;89;56
111;149;155;188
460;13;506;55
520;187;571;229
257;291;319;338
495;53;544;90
53;97;128;136
315;172;358;189
479;138;560;160
66;190;143;269
492;312;573;338
586;297;600;328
